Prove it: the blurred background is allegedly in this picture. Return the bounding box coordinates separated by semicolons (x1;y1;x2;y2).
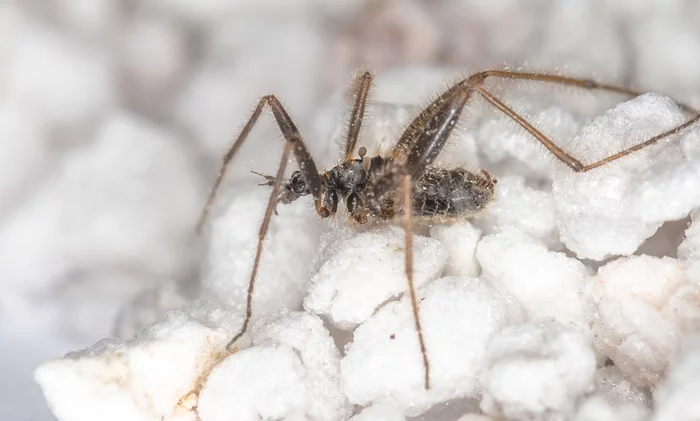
1;0;700;420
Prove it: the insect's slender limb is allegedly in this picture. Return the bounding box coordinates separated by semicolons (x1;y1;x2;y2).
476;69;698;114
344;71;373;160
475;85;700;172
473;86;585;171
226;140;294;351
402;174;430;390
391;68;699;167
582;112;700;170
478;70;643;98
197;95;326;233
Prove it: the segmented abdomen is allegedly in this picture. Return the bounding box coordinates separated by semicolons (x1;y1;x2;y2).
412;167;495;218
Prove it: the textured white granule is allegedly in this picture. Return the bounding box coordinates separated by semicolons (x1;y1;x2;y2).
202;186;322;323
305;226;447;329
589;255;700;387
678;208;700;283
198;311;351;421
429;220;482;278
479;319;597;421
653;336;700;421
476;228;591;329
594;365;651;409
341;276;523;416
34;301;241;421
472;175;559;248
552;93;700;260
574;395;649;421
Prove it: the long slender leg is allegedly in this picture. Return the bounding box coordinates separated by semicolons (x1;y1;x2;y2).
344;71;373;160
227;141;294;351
475;85;700;171
582;113;700;170
390;69;698;168
197;95;326;233
402;174;430;390
474;86;585;171
477;69;698;114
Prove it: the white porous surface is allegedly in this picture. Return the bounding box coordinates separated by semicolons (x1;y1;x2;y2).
471;175;560;248
198;311;351;421
552;93;700;261
588;255;700;388
573;396;649;421
202;186;323;323
341;277;523;416
653;336;700;421
429;220;482;278
594;365;651;409
9;1;700;420
476;228;591;329
305;225;447;329
478;320;597;421
34;301;242;421
678;208;700;282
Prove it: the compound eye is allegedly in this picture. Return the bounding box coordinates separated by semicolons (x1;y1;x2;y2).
292;182;306;194
289;171;307;194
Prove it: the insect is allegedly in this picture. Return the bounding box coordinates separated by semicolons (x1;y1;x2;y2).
196;69;700;390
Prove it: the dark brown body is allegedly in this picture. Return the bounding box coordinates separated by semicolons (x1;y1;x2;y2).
280;156;495;223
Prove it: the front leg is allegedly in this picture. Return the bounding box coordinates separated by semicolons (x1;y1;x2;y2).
197;94;327;233
196;94;327;352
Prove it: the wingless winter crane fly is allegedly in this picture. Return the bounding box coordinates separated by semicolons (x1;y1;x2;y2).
197;69;700;389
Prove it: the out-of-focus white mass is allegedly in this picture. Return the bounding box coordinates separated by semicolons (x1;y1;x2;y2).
0;112;202;339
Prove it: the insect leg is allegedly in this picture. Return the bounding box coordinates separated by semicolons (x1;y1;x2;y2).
474;86;700;172
197;95;326;233
344;71;373;160
476;69;698;114
402;174;431;390
226;140;294;351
